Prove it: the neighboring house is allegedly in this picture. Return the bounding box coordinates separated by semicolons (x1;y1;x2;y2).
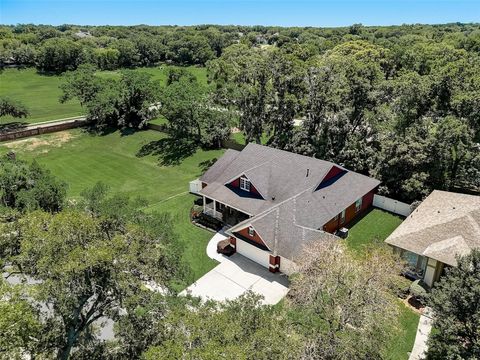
194;143;380;273
385;190;480;287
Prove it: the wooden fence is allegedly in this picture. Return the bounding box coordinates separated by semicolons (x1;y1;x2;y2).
0;117;89;142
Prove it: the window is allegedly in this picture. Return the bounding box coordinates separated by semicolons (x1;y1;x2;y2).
402;250;427;277
248;226;255;237
355;198;363;212
340;209;346;224
240;176;251;192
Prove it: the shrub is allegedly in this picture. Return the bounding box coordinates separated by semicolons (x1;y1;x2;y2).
391;275;412;299
409;279;429;302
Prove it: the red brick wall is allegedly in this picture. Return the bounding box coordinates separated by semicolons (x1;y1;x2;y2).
269;255;280;273
229;177;262;197
237;226;267;247
322;166;344;183
322;189;376;233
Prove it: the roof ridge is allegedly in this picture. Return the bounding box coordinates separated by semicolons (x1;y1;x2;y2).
389;213;476;241
245;142;336;167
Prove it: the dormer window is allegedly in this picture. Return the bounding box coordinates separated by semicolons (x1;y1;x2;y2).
240;176;251;192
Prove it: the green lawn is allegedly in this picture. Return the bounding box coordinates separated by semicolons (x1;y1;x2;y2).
385;302;421;360
0;129;222;287
345;208;418;359
0;65;207;124
0;68;83;124
346;208;404;252
148;194;218;288
231;131;269;145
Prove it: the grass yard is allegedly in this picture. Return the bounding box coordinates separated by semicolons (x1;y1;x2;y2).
345;208;418;360
231;131;269;145
0;129;222;288
0;65;207;124
346;208;404;252
385;302;421;360
148;194;218;289
0;68;83;124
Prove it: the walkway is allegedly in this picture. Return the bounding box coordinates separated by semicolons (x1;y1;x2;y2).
409;308;434;360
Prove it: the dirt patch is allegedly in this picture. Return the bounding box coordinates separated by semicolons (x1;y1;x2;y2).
3;131;77;152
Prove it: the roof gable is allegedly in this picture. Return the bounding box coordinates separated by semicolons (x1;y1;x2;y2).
315;166;347;191
385;190;480;265
200;143;380;217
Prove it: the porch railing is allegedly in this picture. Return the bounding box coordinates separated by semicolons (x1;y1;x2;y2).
204;204;223;221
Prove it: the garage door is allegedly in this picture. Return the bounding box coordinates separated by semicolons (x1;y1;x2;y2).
236;239;270;268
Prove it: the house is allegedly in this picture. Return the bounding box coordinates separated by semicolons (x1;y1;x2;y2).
194;143;380;274
385;190;480;287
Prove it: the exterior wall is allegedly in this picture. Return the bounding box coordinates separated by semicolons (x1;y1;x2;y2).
229;236;237;253
269;255;281;273
279;256;297;275
236;239;270;268
424;258;444;287
0;117;89;142
321;166;344;183
322;189;376;233
228;176;262;197
189;179;203;194
236;226;268;248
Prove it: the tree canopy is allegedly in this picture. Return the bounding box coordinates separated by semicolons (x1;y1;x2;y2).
426;250;480;360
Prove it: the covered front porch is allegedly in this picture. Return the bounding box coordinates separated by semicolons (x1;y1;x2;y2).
202;196;249;227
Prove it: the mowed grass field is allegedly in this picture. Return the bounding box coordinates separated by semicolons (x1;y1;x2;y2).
0;129;222;287
0;65;207;124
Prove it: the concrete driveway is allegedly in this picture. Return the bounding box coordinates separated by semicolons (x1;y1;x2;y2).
181;253;289;305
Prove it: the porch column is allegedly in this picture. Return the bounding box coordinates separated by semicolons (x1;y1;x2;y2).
212;199;217;218
203;196;206;213
424;258;439;287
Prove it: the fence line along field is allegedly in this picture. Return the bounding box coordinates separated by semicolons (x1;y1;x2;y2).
0;65;207;124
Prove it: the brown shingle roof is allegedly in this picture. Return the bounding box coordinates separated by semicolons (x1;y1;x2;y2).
385;190;480;266
201;143;380;260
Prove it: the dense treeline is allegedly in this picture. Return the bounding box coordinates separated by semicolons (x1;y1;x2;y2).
1;23;479;71
206;38;480;202
2;23;479;201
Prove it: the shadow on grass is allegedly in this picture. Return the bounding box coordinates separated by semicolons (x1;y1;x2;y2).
83;124;139;137
0;121;29;133
198;158;217;174
136;137;197;166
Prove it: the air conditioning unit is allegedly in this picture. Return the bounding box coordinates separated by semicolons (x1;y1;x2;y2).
336;227;349;239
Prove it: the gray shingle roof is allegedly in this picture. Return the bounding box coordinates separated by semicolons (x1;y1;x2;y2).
201;143;380;260
385;190;480;266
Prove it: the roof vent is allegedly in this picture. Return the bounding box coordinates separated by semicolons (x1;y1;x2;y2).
272;196;276;201
306;168;310;177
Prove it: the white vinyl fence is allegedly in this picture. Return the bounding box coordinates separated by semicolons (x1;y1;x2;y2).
373;194;412;217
